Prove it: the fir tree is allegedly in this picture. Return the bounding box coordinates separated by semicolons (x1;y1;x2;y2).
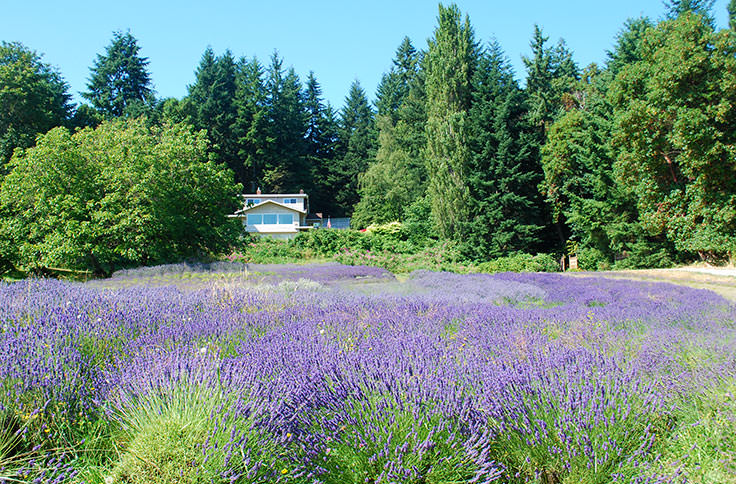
664;0;715;22
461;42;541;259
83;31;154;118
354;38;426;227
606;17;654;75
235;57;268;192
187;48;241;182
329;80;375;216
304;71;338;212
262;53;309;193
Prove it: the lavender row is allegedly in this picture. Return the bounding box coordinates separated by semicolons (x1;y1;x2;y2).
1;263;734;482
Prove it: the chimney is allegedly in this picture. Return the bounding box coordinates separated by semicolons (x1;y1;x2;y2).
299;189;304;194
256;187;261;195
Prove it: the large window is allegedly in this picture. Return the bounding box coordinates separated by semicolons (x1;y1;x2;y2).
248;213;294;225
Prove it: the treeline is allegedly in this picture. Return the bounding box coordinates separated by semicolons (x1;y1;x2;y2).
1;0;735;274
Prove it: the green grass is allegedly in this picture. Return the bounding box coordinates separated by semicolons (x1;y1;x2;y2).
655;377;736;483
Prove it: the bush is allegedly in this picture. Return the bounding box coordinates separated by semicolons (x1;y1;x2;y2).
577;247;612;271
0;119;241;276
475;253;559;273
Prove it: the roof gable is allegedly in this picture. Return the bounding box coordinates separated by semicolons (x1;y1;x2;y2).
234;199;306;215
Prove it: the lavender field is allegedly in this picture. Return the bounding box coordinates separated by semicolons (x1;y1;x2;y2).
1;263;735;483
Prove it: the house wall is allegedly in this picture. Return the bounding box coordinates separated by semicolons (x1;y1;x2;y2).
238;203;305;240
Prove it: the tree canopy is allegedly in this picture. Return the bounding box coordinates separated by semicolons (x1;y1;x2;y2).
83;31;154;118
0;119;241;275
0;41;72;165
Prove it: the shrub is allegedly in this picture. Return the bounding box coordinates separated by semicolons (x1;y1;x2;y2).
476;253;559;273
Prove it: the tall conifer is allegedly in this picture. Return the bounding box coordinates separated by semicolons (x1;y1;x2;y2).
424;3;476;239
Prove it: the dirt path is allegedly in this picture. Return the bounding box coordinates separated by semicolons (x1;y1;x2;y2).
573;267;736;302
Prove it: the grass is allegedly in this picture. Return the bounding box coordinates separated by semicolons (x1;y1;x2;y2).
655;378;736;483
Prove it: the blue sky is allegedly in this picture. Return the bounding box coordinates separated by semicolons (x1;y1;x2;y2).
2;1;730;110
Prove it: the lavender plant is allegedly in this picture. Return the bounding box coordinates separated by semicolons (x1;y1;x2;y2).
0;263;734;483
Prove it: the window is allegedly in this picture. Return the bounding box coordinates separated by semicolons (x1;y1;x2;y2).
246;198;260;206
262;214;277;224
283;198;297;204
278;213;293;225
247;214;262;225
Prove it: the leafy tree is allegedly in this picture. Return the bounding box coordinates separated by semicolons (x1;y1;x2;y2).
461;42;542;259
729;0;736;30
424;3;477;238
0;42;72;166
262;52;310;193
329;80;375;216
83;31;154;118
610;13;736;259
354;38;426;227
0;119;241;275
521;25;580;249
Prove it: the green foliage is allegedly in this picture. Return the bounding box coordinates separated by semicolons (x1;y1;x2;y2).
424;3;476;239
610;13;736;260
261;53;311;194
475;253;559;273
0;41;72;165
186;48;242;183
0;119;241;275
655;378;736;482
329;80;376;216
109;382;284;484
461;41;543;259
83;31;154;118
353;37;427;228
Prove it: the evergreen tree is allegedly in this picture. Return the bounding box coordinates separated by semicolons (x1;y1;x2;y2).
461;42;541;259
522;25;580;249
304;72;337;213
262;53;309;193
606;17;654;76
424;3;476;239
374;37;419;122
186;48;241;182
0;41;72;166
354;38;426;227
664;0;715;22
83;31;154;118
329;80;375;216
235;57;268;192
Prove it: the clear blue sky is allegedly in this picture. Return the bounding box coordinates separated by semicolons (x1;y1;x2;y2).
1;1;730;110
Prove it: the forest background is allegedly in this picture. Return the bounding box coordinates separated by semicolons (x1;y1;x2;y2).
1;0;735;276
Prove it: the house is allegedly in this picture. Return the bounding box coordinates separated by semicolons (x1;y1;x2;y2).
230;189;312;240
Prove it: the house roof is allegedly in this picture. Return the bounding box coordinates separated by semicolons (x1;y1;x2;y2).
242;193;308;198
233;199;307;216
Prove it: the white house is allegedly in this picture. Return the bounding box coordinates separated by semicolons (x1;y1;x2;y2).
230;189;312;240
